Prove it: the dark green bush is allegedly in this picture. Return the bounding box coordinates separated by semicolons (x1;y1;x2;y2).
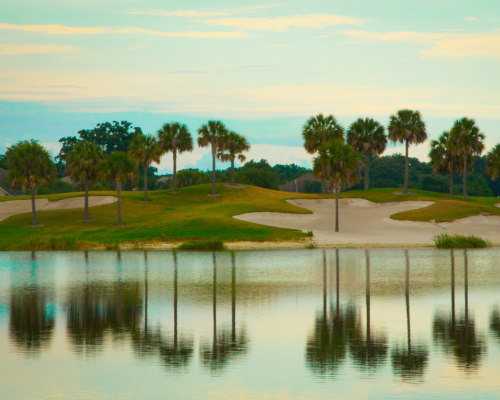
433;234;490;249
177;239;226;251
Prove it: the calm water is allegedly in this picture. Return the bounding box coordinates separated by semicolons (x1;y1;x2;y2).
1;249;500;399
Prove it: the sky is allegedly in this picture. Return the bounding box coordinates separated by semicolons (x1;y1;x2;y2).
0;0;499;173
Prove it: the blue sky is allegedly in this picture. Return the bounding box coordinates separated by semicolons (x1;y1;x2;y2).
1;0;499;172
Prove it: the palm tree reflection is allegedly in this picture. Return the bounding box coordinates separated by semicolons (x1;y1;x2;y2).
306;249;359;377
200;252;248;372
391;250;429;382
9;253;55;356
433;249;485;371
490;307;500;342
350;250;388;371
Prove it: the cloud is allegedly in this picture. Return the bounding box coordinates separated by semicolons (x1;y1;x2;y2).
127;9;227;17
463;17;481;21
43;85;86;88
0;43;81;56
241;4;286;11
207;13;362;31
129;44;146;50
0;23;247;38
338;30;500;59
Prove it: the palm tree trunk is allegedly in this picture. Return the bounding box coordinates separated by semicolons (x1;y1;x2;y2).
117;182;122;226
335;186;339;232
30;188;37;226
172;150;177;194
143;164;148;201
231;159;235;186
211;144;216;196
322;179;327;194
463;156;467;202
404;140;409;194
364;155;369;190
450;172;454;200
84;182;89;220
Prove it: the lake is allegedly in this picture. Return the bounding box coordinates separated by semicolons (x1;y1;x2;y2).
1;249;499;399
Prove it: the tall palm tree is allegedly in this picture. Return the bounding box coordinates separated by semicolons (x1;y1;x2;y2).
128;134;161;202
6;140;56;226
197;120;228;196
387;109;427;194
218;131;250;186
157;122;193;194
486;143;500;182
313;140;361;232
450;117;485;202
429;131;464;200
302;114;344;194
100;152;137;226
66;141;104;220
346;118;387;190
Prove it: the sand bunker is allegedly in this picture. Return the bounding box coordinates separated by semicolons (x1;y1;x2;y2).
234;198;500;246
0;196;116;222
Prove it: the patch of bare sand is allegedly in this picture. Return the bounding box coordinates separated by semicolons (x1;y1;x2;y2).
0;196;116;221
234;198;500;246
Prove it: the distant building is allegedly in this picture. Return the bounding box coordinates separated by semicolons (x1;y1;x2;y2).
280;172;323;193
157;175;173;183
61;176;74;185
0;168;13;196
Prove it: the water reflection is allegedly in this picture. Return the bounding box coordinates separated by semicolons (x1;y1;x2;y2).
200;252;248;372
391;250;429;382
433;250;486;372
306;250;360;377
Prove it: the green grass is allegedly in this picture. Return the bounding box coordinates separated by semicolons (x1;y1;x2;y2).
433;234;490;248
177;239;226;251
3;236;79;251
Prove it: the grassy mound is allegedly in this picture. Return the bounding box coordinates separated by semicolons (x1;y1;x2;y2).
177;239;226;251
433;234;490;249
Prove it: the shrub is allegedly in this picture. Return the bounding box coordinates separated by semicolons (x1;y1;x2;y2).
177;239;226;251
433;234;490;249
306;230;314;237
27;236;78;251
305;242;318;249
105;242;120;251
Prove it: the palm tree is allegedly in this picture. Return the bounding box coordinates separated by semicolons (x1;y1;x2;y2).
128;134;161;202
5;140;56;226
429;131;464;200
313;140;361;232
65;141;104;220
450;117;485;202
346;118;387;190
157;122;193;194
486;144;500;182
218;131;250;186
387;109;427;194
197;120;228;196
100;152;137;226
302;114;344;194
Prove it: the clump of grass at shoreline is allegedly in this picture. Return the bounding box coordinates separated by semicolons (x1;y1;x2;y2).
433;233;490;249
177;239;226;251
22;236;78;251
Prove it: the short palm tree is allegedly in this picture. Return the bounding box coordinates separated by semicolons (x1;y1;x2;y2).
387;109;427;194
313;139;361;232
302;114;344;194
346;118;387;190
157;122;193;194
6;140;56;226
218;131;250;186
486;144;500;181
197;120;228;196
66;141;104;220
450;117;485;202
429;131;463;200
128;134;161;201
100;152;137;226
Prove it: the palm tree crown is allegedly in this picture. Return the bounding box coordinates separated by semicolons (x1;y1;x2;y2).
157;122;193;194
6;140;56;226
346;118;387;190
128;134;161;201
197;120;228;195
387;109;427;194
313;139;361;232
450;117;485;201
66;141;104;220
218;131;250;186
486;144;500;181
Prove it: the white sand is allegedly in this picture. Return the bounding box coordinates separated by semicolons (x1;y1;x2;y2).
234;198;500;246
0;196;117;221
